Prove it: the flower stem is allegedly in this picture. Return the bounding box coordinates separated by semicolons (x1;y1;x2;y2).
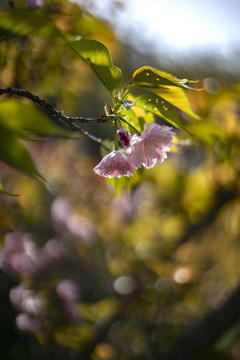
118;116;141;136
114;118;119;150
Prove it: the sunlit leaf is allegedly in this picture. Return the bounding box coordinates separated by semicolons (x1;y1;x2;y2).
0;11;122;92
0;10;63;38
0;182;18;197
132;66;197;90
186;120;225;146
0;100;74;137
0;127;44;180
119;108;142;133
134;95;185;130
68;39;122;92
149;86;200;120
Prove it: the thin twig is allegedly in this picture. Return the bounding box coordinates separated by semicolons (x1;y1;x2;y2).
70;122;113;150
0;87;113;151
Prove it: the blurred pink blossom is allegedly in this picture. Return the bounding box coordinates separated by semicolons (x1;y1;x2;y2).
51;197;72;233
36;239;63;271
57;280;80;323
1;233;37;277
10;284;44;332
0;233;63;278
16;313;43;332
10;284;43;315
94;150;134;178
117;129;132;148
128;123;175;169
27;0;44;10
51;197;96;242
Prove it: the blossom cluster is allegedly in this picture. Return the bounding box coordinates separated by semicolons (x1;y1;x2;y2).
94;123;175;178
1;233;80;332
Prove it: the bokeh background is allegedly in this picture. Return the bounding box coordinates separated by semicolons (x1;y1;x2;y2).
0;1;240;359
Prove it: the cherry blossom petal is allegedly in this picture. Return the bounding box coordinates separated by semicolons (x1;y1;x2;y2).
128;123;175;169
94;151;134;178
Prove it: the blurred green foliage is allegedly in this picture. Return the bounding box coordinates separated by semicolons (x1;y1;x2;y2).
0;1;240;360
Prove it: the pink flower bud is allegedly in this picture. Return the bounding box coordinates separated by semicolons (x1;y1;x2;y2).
117;129;132;148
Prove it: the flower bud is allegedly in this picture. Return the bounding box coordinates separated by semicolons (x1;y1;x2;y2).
117;129;132;148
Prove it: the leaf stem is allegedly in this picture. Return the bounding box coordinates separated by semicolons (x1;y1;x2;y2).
117;116;141;136
114;118;119;150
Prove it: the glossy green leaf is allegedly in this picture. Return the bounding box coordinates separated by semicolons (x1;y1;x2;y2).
149;86;200;120
0;100;74;137
0;10;63;38
68;39;122;92
119;108;142;134
132;66;197;90
119;107;155;134
0;127;44;180
134;95;184;130
0;182;18;197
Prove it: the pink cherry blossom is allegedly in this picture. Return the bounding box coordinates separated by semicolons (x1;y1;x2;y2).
117;129;132;148
128;123;175;169
94;150;134;178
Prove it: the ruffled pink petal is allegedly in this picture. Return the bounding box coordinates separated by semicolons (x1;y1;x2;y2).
94;151;134;178
128;123;175;169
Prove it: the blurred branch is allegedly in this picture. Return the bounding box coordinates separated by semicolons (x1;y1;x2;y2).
173;185;238;252
164;282;240;360
0;87;113;151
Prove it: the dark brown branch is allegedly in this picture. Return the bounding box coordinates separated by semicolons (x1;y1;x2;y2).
164;283;240;360
0;87;109;124
172;185;238;253
0;87;113;151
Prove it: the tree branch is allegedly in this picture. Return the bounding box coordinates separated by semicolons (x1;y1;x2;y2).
172;185;238;253
0;87;113;151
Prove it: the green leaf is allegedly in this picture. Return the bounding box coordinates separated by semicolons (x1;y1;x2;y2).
68;39;122;92
0;100;74;138
134;95;185;130
0;182;18;197
0;127;44;180
0;11;122;92
186;120;225;146
149;86;200;120
132;66;197;90
107;168;144;197
0;10;63;38
119;108;142;133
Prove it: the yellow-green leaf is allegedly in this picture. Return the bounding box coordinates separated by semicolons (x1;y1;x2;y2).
0;10;63;38
119;108;142;134
149;86;200;120
134;95;184;130
0;182;18;197
0;127;44;180
132;66;197;90
68;39;122;93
